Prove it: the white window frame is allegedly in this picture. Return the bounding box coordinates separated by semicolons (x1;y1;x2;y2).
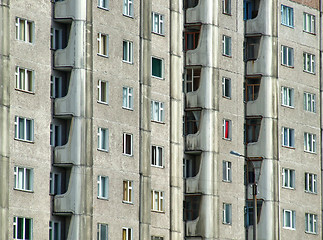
222;0;231;15
97;33;109;57
123;0;133;17
222;77;231;98
14;166;33;192
303;12;315;34
122;87;133;110
151;100;164;123
98;0;109;10
151;190;164;212
97;175;109;199
123;40;133;63
304;132;316;153
151;57;164;79
49;172;62;195
123;133;133;156
97;128;109;152
222;161;232;182
223;203;232;224
15;17;34;43
151;145;163;168
281;46;294;67
14;116;34;142
49;220;61;240
15;66;34;93
222;119;231;140
304;92;316;112
98;80;109;104
281;86;294;107
281;5;294;27
13;216;33;240
123;180;133;203
152;12;164;35
282;127;294;148
283;209;296;229
305;173;317;194
97;223;108;240
222;35;232;57
50;27;63;50
305;213;317;234
282;168;295;189
303;52;315;74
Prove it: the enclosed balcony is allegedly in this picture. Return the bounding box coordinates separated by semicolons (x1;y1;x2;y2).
184;155;202;193
50;120;70;147
184;195;201;222
245;117;262;144
244;0;260;20
184;109;201;136
184;25;201;51
185;0;212;24
245;36;261;61
184;0;199;9
54;0;86;22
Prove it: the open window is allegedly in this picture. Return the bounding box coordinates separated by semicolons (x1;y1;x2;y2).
184;25;201;51
184;109;201;135
185;66;201;92
245;77;261;102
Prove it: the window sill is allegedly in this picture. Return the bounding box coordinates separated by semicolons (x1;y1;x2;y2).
151;75;164;80
14;188;34;193
222;137;232;141
15;88;35;95
152;32;165;37
97;53;109;58
282;145;295;150
222;180;232;183
151;210;165;214
151;165;164;169
283;227;295;230
281;23;294;29
123;153;133;157
97;197;109;201
304;110;316;114
282;186;295;190
97;148;109;153
222;222;232;225
305;190;317;195
16;39;34;44
303;30;316;36
281;104;294;109
123;14;134;19
151;120;165;124
122;60;133;65
14;138;34;144
305;231;317;235
222;12;232;16
222;54;232;58
97;6;109;11
303;70;315;75
304;150;316;154
281;64;294;68
97;100;109;106
122;106;134;111
122;201;134;205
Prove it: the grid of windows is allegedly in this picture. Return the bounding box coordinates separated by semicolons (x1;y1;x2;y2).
15;67;34;92
98;128;109;151
305;213;317;234
98;0;109;9
282;168;295;189
97;33;109;57
283;210;296;229
222;77;231;98
223;119;231;140
281;5;294;27
222;35;232;57
222;0;231;15
223;203;232;224
98;80;109;104
122;87;133;110
304;132;316;153
49;221;61;240
151;100;164;122
152;12;164;35
281;86;294;107
222;161;232;182
123;40;133;63
151;145;163;167
281;46;294;67
303;52;315;74
97;223;108;240
151;190;164;212
282;127;294;148
15;116;34;142
15;17;34;43
13;217;33;240
97;176;109;199
123;0;133;17
304;92;316;112
14;167;33;191
123;180;133;203
123;133;133;156
305;173;317;194
303;12;315;34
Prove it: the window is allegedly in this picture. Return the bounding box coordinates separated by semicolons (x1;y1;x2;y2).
122;228;132;240
151;100;164;122
98;0;109;9
281;46;294;67
97;33;109;57
152;12;164;35
123;180;133;203
223;119;231;140
97;128;109;151
97;176;109;199
15;116;34;142
305;173;317;194
222;77;231;98
185;67;201;92
223;161;232;182
151;190;164;212
51;75;66;99
283;210;296;229
15;17;34;43
122;87;133;110
303;52;315;74
14;167;33;191
151;145;163;167
246;118;261;143
184;110;200;135
49;221;61;240
13;217;33;240
281;86;294;107
50;28;63;50
97;223;108;240
15;67;34;93
49;172;62;195
282;168;295;189
281;5;294;27
123;40;133;63
151;237;164;240
98;80;109;104
50;124;63;147
223;203;232;224
282;127;294;148
303;13;315;34
304;92;316;113
304;132;316;153
305;213;317;234
222;35;232;56
222;0;231;14
184;25;200;51
123;133;133;156
123;0;133;17
151;57;163;78
245;78;260;102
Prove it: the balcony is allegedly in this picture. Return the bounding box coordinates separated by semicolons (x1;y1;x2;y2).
55;69;85;117
185;0;212;24
55;0;86;22
246;117;262;144
184;25;201;52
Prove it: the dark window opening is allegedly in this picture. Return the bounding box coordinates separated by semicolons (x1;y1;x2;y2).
184;25;201;51
246;118;261;143
245;200;263;227
184;195;201;221
183;156;201;178
185;110;201;135
245;37;261;61
184;0;199;9
245;78;261;101
243;0;260;20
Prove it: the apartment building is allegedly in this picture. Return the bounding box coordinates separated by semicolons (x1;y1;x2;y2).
0;0;322;239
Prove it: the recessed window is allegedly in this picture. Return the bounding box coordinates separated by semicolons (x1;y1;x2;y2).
151;57;164;78
222;161;232;182
304;132;316;153
15;17;34;43
49;172;62;195
282;127;294;148
123;40;133;63
49;221;62;240
50;123;63;147
14;166;33;192
303;52;315;74
152;12;164;35
282;168;295;189
246;118;261;143
123;133;133;156
281;86;294;107
122;228;133;240
222;35;232;57
184;25;200;51
223;119;231;140
151;100;164;123
151;145;163;167
303;12;315;34
122;87;133;110
185;67;201;92
281;5;294;27
281;46;294;67
223;203;232;224
13;216;33;240
98;80;109;104
283;209;296;229
222;0;231;15
15;67;34;93
50;27;63;50
98;0;109;10
97;33;109;57
123;180;133;203
222;77;231;98
15;116;34;142
97;128;109;151
151;190;164;212
51;75;68;99
97;176;109;199
304;92;316;113
305;213;317;234
97;223;108;240
305;173;317;194
123;0;133;17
